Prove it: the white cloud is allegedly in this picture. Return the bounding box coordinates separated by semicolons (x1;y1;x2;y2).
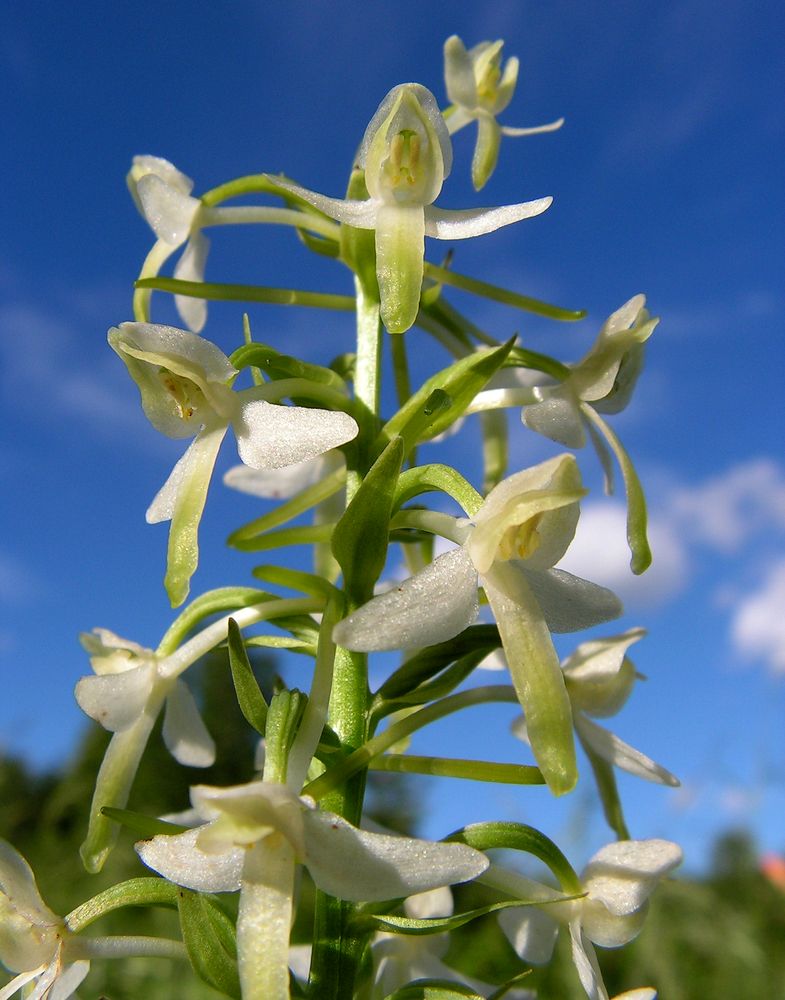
669;458;785;551
730;559;785;675
557;500;689;609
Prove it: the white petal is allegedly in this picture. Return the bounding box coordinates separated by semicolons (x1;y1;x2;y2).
561;629;644;686
162;680;216;767
523;394;586;448
569;924;609;1000
332;546;478;651
0;842;58;927
136;173;200;246
174;232;210;333
575;715;679;786
582;840;683;918
48;960;90;1000
136;826;245;893
302;808;487;901
232;395;358;470
74;665;156;732
110;322;236;386
127;155;193;213
223;454;331;499
498;906;558;965
424;197;552;239
404;885;453;919
266;176;378;227
501;117;565;137
443;35;479;110
0;970;42;1000
523;568;622;633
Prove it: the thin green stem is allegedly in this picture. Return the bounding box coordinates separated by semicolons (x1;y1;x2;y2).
370;754;544;785
135;276;354;312
201;204;340;241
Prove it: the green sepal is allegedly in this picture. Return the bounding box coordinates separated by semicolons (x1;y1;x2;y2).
445;822;582;894
340;167;380;300
382;339;514;447
472;115;502;191
376;625;500;703
265;688;308;784
135;276;354;313
382;981;485;1000
331;436;404;602
99;807;189;839
178;890;241;999
228;466;345;548
360;897;544;937
227;617;269;735
65;878;180;932
581;404;652;574
423;262;587;322
230;342;348;392
157;587;272;656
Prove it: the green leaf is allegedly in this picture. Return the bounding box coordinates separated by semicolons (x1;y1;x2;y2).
364;898;542;937
376;650;495;717
178;889;241;999
230;523;335;553
382;340;514;447
383;981;485;1000
423;262;587;322
227;617;268;735
99;807;188;838
331;436;404;602
252;564;339;600
265;688;307;784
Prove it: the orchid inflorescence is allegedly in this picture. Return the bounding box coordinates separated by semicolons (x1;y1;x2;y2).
2;33;681;1000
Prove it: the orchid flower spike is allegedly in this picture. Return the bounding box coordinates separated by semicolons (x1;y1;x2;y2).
497;839;682;1000
513;629;679;790
523;296;659;451
109;322;359;605
127;156;209;332
74;628;214;872
0;839;90;999
444;35;564;190
334;454;622;795
268;83;552;333
136;781;488;999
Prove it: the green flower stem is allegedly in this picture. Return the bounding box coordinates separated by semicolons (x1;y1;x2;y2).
423;262;587;321
66;878;179;931
200;173;284;205
393;464;484;518
200;204;340;241
133;239;177;322
73;936;187;962
302;686;520;802
370;754;544;785
156;587;272;657
390;332;415;463
134;276;355;312
230;523;335;553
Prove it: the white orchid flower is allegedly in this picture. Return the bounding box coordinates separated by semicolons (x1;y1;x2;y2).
522;296;658;450
0;840;89;1000
512;629;679;788
443;35;564;190
109;322;359;605
127;156;210;333
270;83;552;333
495;839;682;1000
334;454;622;795
136;781;488;1000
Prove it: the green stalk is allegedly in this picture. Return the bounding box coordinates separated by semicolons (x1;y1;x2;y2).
308;277;381;999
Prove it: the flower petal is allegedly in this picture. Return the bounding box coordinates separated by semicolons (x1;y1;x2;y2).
501;117;565;137
47;960;90;1000
375;204;426;334
136;173;200;246
568;923;609;1000
232;394;358;470
497;906;559;965
523;568;623;633
137;825;245;893
575;714;679;786
74;664;156;732
562;629;644;717
582;839;683;919
471;114;502;191
332;546;479;651
127;155;193;214
302;808;487;901
523;392;586;448
223;454;333;499
266;176;378;228
173;232;210;333
424;197;552;239
444;35;478;110
483;563;576;795
162;680;216;767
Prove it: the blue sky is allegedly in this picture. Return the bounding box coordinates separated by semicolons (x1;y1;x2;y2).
1;1;783;873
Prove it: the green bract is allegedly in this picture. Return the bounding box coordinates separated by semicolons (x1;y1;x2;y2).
268;83;552;333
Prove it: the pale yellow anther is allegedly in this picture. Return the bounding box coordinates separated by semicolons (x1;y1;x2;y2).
497;513;544;561
158;368;204;421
